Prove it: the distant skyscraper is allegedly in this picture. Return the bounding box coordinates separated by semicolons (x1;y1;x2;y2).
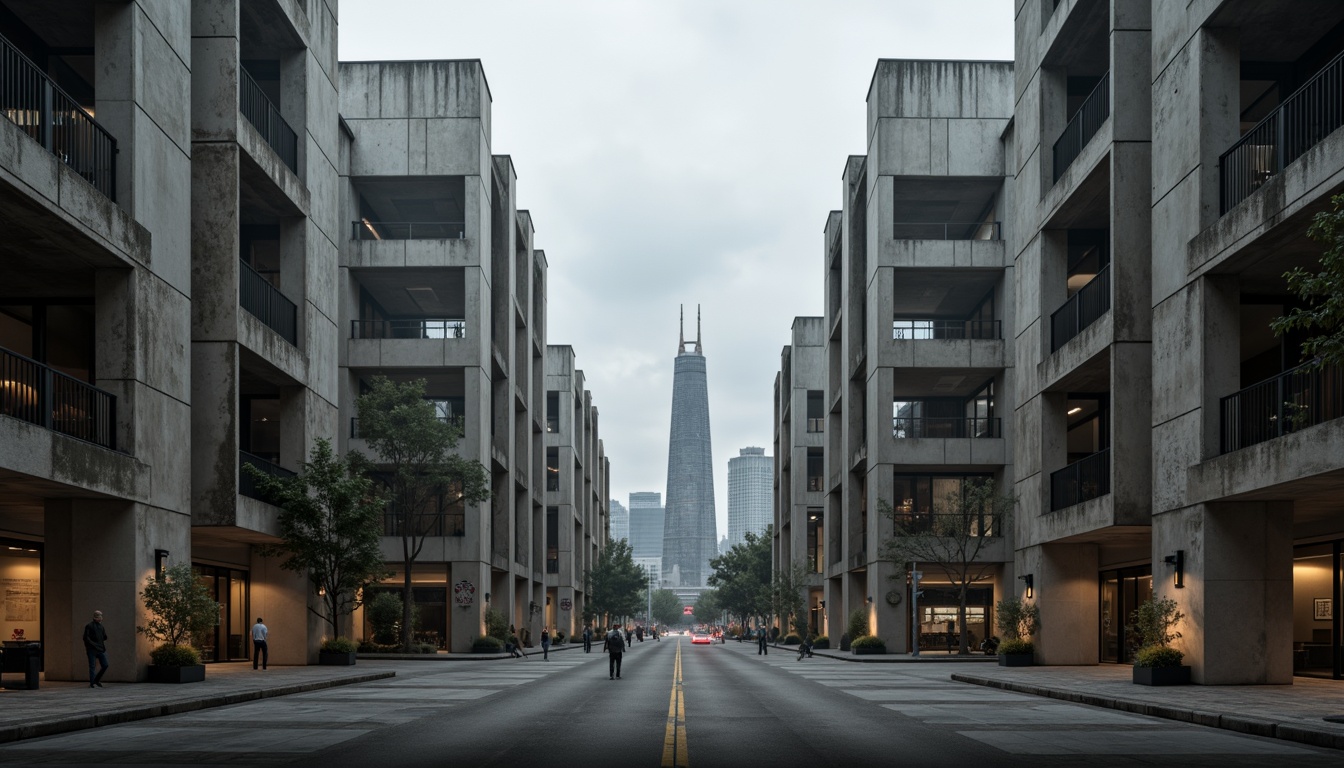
609;499;629;545
728;447;772;549
628;492;665;560
719;535;730;555
662;306;717;588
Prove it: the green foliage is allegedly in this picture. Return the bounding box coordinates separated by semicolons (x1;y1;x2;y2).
355;376;491;650
321;636;358;653
587;538;648;621
137;563;218;648
707;528;773;624
245;439;389;639
812;635;829;649
1127;597;1185;649
472;635;504;653
693;589;721;623
994;598;1041;641
846;608;868;642
1134;644;1185;668
769;560;809;638
367;592;405;645
997;638;1034;655
150;643;201;667
850;635;886;650
651;589;684;626
417;643;437;654
1271;194;1344;367
782;633;802;645
484;607;509;641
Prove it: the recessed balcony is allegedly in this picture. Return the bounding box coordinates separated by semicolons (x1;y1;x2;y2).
237;449;293;503
239;258;297;346
1220;362;1344;454
892;416;1001;439
0;345;116;450
239;66;297;174
1050;263;1110;352
1053;71;1110;184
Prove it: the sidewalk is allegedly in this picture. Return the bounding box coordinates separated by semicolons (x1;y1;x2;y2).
0;662;394;745
952;665;1344;751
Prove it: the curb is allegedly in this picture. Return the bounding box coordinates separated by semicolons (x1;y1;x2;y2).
357;643;584;661
742;643;999;663
0;671;395;745
950;673;1344;751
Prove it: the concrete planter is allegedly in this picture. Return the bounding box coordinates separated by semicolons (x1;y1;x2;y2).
998;653;1034;667
147;664;206;684
852;646;886;655
1132;665;1191;686
319;651;357;666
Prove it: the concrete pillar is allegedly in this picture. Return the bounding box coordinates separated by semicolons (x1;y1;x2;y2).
1200;276;1240;459
1024;541;1099;664
191;342;240;524
1111;342;1152;524
1195;27;1241;229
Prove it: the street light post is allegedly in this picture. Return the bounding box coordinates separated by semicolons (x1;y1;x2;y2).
910;562;923;658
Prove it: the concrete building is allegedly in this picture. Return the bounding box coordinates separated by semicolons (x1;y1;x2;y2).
662;307;717;588
628;492;665;564
609;499;629;545
727;447;772;550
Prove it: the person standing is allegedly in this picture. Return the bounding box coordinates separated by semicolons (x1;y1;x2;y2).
83;610;108;688
757;628;769;656
252;618;269;670
541;627;551;661
604;625;625;679
635;625;644;643
582;625;593;653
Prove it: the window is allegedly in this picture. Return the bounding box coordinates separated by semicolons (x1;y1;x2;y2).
546;506;559;574
546;448;560;492
806;448;824;492
806;390;825;432
891;474;997;536
546;391;560;433
806;509;823;573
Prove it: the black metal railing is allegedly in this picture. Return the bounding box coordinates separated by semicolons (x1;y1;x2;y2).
239;67;298;173
1053;72;1110;183
892;221;1001;240
1050;448;1111;510
892;416;1001;439
240;259;297;345
0;346;116;449
1220;51;1344;214
806;417;825;432
351;221;467;240
350;318;466;339
1;33;117;200
1220;361;1344;453
892;319;1001;340
1050;264;1110;351
238;450;295;502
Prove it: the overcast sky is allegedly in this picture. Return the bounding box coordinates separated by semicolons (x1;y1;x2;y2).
339;1;1015;538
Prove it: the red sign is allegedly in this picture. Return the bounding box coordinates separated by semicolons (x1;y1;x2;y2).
683;606;694;615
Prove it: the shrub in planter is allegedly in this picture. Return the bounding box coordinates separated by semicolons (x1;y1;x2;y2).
138;563;215;683
473;636;505;653
851;635;886;654
1128;598;1190;685
997;638;1034;666
782;633;802;645
484;608;509;642
367;592;405;645
151;643;201;667
812;635;830;649
1133;645;1190;685
319;636;358;665
846;609;868;644
1134;645;1183;668
322;637;358;653
417;643;438;654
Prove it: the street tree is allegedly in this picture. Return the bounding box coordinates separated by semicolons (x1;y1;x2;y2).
879;478;1014;654
770;561;810;637
693;589;721;624
587;538;645;623
708;527;772;626
1272;193;1344;367
244;439;388;640
355;376;491;650
650;589;684;627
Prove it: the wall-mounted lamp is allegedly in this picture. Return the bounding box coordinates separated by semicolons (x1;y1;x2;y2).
1164;550;1185;588
1019;573;1034;599
866;596;873;604
819;600;826;610
318;586;327;597
154;549;170;580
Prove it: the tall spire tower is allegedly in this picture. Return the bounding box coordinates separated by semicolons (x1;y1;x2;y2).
663;304;716;588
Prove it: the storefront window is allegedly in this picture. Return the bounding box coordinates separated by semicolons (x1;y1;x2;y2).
0;541;42;645
192;564;249;662
915;585;993;651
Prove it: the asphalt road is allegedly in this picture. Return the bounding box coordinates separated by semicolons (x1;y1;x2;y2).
2;637;1342;767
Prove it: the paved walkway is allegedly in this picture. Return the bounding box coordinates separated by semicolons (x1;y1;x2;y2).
953;665;1344;750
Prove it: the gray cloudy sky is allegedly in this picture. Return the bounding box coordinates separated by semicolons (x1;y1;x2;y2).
339;1;1014;538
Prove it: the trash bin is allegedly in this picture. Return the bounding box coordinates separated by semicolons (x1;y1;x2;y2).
23;644;39;690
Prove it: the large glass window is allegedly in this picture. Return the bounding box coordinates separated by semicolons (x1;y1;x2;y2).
915;584;993;652
806;509;823;573
546;391;560;433
891;474;997;536
546;507;560;574
1292;541;1342;679
806;448;823;491
546;448;560;492
191;564;250;663
0;540;41;645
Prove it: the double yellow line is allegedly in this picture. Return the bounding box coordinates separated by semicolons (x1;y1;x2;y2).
661;640;689;767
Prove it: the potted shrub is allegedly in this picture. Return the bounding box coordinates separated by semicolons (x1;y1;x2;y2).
994;597;1040;667
782;633;802;645
812;635;830;650
1129;597;1190;686
851;635;886;655
137;562;217;684
319;636;358;666
472;635;505;653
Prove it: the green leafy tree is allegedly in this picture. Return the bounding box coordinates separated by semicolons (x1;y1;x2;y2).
650;589;684;627
137;562;218;651
693;589;721;624
770;562;810;638
244;439;388;640
880;478;1014;654
366;592;406;645
355;376;491;650
708;527;772;626
587;538;645;623
994;598;1041;641
1272;193;1344;367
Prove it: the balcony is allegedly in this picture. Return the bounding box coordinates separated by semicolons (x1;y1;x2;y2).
892;416;1001;439
238;450;294;502
0;346;116;450
352;220;466;241
239;259;297;345
1220;51;1344;214
893;320;1001;340
1050;448;1110;511
1053;72;1110;183
350;319;466;339
1220;362;1344;454
0;33;116;200
239;67;297;174
1050;264;1110;352
892;221;1001;241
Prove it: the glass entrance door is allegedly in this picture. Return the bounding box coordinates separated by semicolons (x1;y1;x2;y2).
1292;541;1342;679
1099;565;1151;663
192;564;250;662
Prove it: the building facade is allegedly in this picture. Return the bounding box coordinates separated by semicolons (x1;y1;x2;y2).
663;308;717;588
727;447;772;550
609;499;629;545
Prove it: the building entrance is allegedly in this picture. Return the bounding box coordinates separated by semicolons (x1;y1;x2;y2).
1100;565;1151;663
192;565;250;662
1292;541;1342;679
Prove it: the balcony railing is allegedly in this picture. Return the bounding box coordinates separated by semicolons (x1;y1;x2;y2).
1050;448;1110;511
1050;264;1110;352
892;221;1001;240
352;220;467;241
1220;361;1344;454
350;319;466;339
1220;51;1344;214
1;33;117;200
0;346;116;449
239;67;298;173
239;259;297;345
892;416;1001;439
1053;72;1110;183
238;450;295;502
806;417;825;433
893;319;1001;340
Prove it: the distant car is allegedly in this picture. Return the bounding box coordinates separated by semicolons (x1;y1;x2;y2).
691;633;712;644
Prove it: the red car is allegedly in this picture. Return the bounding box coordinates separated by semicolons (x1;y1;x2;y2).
691;633;712;644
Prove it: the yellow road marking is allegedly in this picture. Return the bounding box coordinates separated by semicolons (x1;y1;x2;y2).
661;640;689;767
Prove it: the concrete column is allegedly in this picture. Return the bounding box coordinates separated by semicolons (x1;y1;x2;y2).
1200;276;1240;459
1024;541;1099;664
190;143;243;341
1038;66;1067;194
1110;342;1152;525
1196;27;1240;229
1110;142;1153;341
191;342;240;524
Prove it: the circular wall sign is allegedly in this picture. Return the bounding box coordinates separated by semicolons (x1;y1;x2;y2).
885;590;903;606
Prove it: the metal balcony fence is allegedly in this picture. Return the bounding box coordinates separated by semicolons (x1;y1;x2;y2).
1050;264;1110;352
352;221;467;240
239;259;297;345
350;318;466;339
238;450;295;502
893;319;1002;340
1053;71;1110;183
891;221;1001;240
0;346;116;449
1;33;117;200
239;67;298;173
891;416;1001;439
1220;51;1344;214
1050;448;1111;510
1220;361;1344;454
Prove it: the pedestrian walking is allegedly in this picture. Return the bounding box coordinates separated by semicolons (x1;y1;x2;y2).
757;629;769;656
624;626;632;647
582;625;593;653
636;625;644;643
541;627;551;661
252;617;269;670
83;610;108;688
604;626;625;679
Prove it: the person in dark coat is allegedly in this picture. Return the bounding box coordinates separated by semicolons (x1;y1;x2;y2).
83;610;109;687
582;625;593;653
757;628;769;655
604;626;625;679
